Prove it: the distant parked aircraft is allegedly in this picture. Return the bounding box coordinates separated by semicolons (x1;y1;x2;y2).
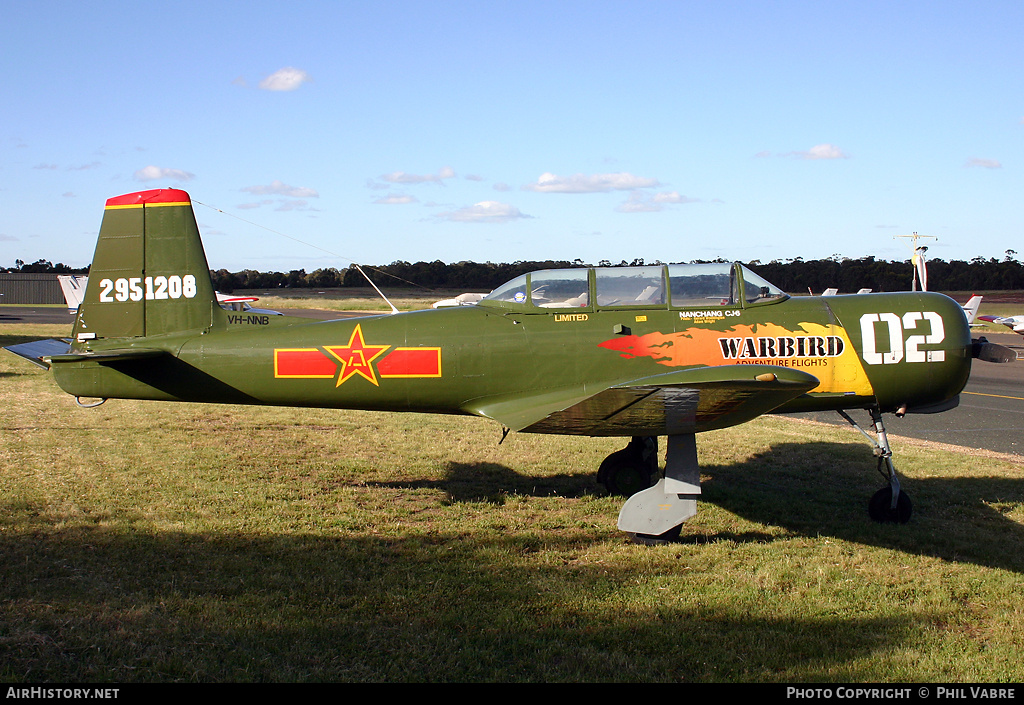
978;312;1024;336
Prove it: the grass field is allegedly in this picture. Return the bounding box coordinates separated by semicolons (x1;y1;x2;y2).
229;287;472;313
2;322;1024;682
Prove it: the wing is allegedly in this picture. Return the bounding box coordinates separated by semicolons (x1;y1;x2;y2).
466;364;820;437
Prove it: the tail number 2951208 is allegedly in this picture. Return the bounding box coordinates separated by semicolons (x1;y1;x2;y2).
98;275;198;303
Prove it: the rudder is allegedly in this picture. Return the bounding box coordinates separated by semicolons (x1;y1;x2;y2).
74;189;217;342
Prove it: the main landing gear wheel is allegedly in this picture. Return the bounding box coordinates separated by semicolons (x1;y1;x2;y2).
868;487;913;524
598;436;658;497
631;523;683;545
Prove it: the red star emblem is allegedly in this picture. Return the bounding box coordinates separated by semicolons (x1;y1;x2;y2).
324;324;390;387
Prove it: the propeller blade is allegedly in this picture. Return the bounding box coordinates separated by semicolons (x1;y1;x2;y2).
972;337;1017;363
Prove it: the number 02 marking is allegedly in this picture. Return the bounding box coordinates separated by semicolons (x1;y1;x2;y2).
860;311;945;365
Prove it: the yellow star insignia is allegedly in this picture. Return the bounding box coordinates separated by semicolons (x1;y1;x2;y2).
324;324;391;387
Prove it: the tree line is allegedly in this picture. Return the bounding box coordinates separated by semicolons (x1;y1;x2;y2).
750;252;1023;294
2;259;86;274
216;253;1024;294
6;253;1023;294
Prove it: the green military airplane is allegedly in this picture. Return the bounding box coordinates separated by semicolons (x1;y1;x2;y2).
5;189;1014;542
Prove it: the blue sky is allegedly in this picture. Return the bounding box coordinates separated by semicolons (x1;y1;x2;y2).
2;0;1021;275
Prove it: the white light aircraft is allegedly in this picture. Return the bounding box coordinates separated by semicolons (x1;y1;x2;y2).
978;312;1024;336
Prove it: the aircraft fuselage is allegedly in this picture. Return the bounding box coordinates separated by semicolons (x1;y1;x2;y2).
51;285;972;431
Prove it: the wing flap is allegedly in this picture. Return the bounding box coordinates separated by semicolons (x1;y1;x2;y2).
467;364;820;436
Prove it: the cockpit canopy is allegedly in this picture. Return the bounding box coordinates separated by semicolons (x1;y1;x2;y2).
479;262;787;311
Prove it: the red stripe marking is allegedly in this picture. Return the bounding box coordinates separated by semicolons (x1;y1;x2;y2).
378;348;441;377
275;349;336;378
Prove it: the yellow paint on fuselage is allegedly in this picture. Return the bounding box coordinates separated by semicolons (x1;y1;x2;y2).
601;321;874;397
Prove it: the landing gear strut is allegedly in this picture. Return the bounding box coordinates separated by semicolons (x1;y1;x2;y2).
837;407;913;523
607;434;702;544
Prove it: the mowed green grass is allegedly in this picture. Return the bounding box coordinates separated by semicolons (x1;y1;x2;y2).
235;287;473;313
2;323;1024;682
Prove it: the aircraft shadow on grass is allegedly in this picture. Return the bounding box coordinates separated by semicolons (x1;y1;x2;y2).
698;440;1024;574
374;440;1024;574
370;460;600;504
3;450;1018;679
0;519;923;681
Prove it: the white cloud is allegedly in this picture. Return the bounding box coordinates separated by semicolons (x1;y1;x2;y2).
237;200;273;210
274;199;318;212
653;191;699;204
241;180;319;198
616;191;701;213
616;196;661;213
134;165;195;182
234;197;317;212
781;143;848;160
258;67;312;92
0;233;18;242
523;172;660;193
379;167;456;185
373;194;418;205
965;157;1002;169
435;201;531;223
805;143;848;159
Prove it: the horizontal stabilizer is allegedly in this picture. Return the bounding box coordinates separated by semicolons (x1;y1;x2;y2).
3;339;72;369
46;348;168;365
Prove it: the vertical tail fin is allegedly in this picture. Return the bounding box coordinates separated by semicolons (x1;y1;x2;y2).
962;295;982;324
57;274;86;313
74;189;217;342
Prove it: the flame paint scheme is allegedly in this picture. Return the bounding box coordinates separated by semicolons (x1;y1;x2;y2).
4;190;1011;542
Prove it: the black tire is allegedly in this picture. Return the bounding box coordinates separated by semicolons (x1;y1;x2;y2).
598;437;658;496
599;451;657;497
632;524;683;545
868;487;912;524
